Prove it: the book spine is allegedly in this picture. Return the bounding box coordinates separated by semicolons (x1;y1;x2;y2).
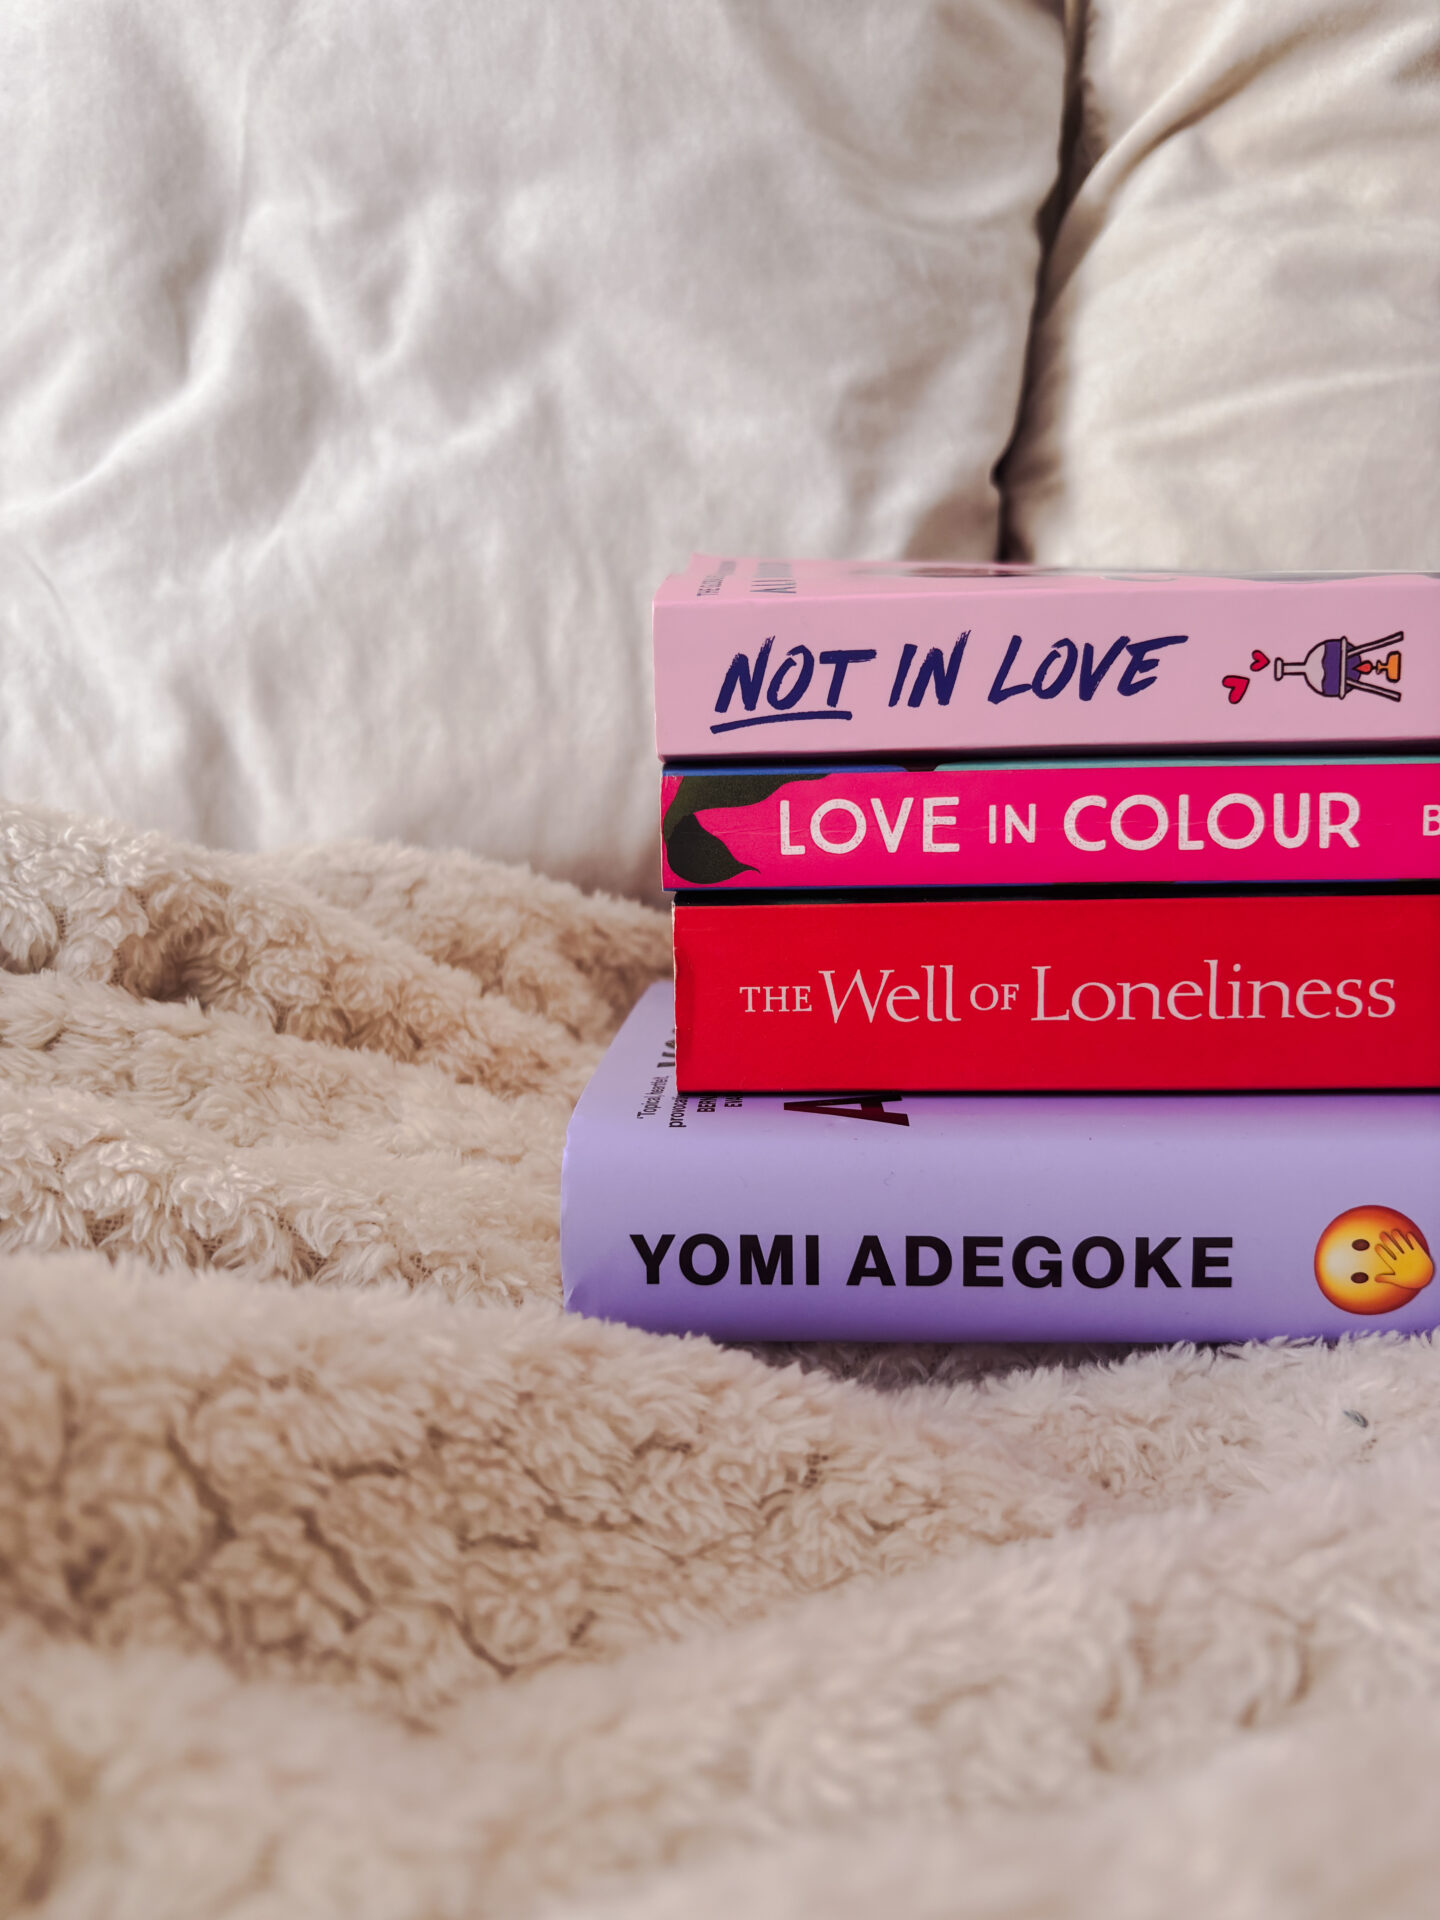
652;575;1440;755
661;761;1440;889
562;985;1440;1342
673;892;1440;1092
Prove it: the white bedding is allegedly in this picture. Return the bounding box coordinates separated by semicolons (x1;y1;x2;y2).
0;0;1064;899
1005;0;1440;569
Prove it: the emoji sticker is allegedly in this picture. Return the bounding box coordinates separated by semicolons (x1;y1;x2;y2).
1314;1204;1434;1315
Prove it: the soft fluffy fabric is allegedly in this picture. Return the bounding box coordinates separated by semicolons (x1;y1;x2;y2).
0;0;1064;900
1004;0;1440;568
3;802;1440;1916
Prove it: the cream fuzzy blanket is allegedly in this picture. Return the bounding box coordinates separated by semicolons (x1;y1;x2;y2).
2;801;1439;1919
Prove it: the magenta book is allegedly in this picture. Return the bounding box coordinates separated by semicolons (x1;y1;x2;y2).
672;890;1440;1094
652;558;1440;756
562;985;1440;1342
660;755;1440;889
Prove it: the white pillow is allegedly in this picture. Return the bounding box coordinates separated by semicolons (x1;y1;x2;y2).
0;0;1064;900
1003;0;1440;570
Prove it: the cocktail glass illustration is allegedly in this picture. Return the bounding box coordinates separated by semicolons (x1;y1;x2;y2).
1273;630;1403;701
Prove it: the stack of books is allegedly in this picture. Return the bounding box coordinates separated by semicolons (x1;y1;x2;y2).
563;560;1440;1341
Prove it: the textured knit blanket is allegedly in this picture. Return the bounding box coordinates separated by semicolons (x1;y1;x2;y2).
2;801;1439;1919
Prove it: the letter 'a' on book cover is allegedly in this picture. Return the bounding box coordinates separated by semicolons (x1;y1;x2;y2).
660;756;1440;891
672;890;1440;1094
652;558;1440;757
561;984;1440;1342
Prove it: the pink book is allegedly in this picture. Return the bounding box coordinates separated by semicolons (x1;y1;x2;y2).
660;756;1440;889
652;559;1440;756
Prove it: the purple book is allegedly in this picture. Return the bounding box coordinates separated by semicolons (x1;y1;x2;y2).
562;984;1440;1342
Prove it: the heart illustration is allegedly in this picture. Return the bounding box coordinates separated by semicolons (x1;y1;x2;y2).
1223;675;1249;705
1250;650;1270;672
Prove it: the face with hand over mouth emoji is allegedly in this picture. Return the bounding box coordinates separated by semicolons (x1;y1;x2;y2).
1315;1205;1434;1315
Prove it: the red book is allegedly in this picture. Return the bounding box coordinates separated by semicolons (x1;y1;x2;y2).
673;892;1440;1092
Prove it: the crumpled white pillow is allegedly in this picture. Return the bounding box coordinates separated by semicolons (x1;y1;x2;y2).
1003;0;1440;571
0;0;1064;900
